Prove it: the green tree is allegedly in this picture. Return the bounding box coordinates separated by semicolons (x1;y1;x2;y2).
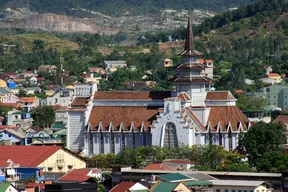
239;122;286;167
31;106;55;128
18;88;27;97
257;151;288;172
236;95;266;111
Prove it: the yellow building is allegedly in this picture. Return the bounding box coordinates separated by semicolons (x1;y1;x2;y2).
0;79;7;88
0;146;86;173
267;73;282;84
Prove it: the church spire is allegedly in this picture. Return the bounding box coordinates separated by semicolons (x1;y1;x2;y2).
179;16;203;57
185;17;194;52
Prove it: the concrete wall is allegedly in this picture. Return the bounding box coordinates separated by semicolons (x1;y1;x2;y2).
67;111;85;151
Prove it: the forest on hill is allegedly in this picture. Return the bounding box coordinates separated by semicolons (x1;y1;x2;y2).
0;0;256;16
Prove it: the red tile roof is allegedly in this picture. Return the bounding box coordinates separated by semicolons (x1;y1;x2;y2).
0;146;61;167
89;106;159;131
58;169;91;182
235;90;245;94
19;97;37;103
0;125;17;129
205;91;235;100
0;103;20;109
71;97;89;107
143;163;173;170
26;183;45;190
267;73;280;77
110;182;136;192
93;91;171;100
274;115;288;124
206;106;249;132
177;92;190;101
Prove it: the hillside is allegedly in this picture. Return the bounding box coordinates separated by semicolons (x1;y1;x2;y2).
0;33;79;51
0;0;257;16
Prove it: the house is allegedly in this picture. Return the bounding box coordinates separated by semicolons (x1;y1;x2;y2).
104;60;127;72
55;107;68;124
25;183;45;192
46;88;74;107
267;73;282;84
150;181;191;192
83;72;102;84
66;18;252;156
58;168;102;182
19;97;39;112
0;128;26;145
211;180;272;192
143;163;173;171
161;58;173;67
89;67;106;75
0;183;18;192
0;146;86;173
7;109;33;129
30;138;63;146
245;79;255;85
25;130;51;145
264;66;273;75
0;87;14;103
110;182;148;192
24;87;41;95
53;129;67;140
38;65;57;74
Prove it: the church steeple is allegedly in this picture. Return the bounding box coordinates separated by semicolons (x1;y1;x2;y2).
179;17;203;57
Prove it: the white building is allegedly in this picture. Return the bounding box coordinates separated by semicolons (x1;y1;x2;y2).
66;18;252;156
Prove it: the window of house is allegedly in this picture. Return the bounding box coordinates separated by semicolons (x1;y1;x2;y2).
216;190;220;192
238;190;242;192
244;190;247;192
224;189;229;192
232;190;236;192
55;99;58;104
274;96;276;98
48;167;53;172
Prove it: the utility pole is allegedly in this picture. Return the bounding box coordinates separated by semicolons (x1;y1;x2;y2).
60;57;64;85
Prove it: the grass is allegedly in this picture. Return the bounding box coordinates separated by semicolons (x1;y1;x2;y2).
0;33;79;51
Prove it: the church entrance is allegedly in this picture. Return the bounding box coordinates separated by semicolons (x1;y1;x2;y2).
164;123;179;148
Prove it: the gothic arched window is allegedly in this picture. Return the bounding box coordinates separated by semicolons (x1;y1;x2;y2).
164;123;178;148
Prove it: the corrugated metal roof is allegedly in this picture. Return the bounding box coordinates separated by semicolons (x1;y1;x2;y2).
212;180;269;187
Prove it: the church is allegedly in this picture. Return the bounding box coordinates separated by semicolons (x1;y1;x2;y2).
66;18;252;156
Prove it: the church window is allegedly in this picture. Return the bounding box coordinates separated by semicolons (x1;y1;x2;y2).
163;123;178;148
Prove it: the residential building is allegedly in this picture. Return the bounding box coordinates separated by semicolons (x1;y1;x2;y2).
104;60;127;72
0;79;7;88
89;67;105;75
58;168;102;182
66;18;252;156
38;65;57;73
7;109;33;129
267;73;282;84
161;58;173;67
264;66;273;75
0;128;26;145
254;84;288;110
245;79;255;85
24;87;41;95
143;163;173;171
46;88;74;107
0;87;14;103
83;72;102;84
259;77;277;85
0;183;18;192
0;146;86;173
110;182;148;192
25;130;51;145
55;107;68;124
150;181;192;192
19;97;39;112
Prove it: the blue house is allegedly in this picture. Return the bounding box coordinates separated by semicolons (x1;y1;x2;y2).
0;167;45;182
0;128;25;145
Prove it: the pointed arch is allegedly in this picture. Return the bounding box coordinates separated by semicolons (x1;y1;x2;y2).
163;122;178;148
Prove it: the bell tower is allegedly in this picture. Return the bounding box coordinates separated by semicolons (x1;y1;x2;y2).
169;17;213;106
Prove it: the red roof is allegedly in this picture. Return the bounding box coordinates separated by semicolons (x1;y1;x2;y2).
0;146;61;167
19;97;37;103
110;182;136;192
205;91;235;100
58;169;91;182
267;73;280;77
0;125;17;129
0;103;20;109
89;106;159;131
26;183;45;190
71;97;89;107
143;163;173;170
235;90;245;94
93;91;171;100
274;115;288;124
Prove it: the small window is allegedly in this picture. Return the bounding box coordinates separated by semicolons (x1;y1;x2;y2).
48;167;53;172
244;190;247;192
274;96;276;98
216;190;220;192
238;190;242;192
225;189;229;192
232;190;236;192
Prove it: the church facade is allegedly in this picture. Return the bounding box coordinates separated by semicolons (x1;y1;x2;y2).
66;18;252;156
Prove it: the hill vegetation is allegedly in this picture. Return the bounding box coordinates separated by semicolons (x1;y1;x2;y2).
0;0;257;16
